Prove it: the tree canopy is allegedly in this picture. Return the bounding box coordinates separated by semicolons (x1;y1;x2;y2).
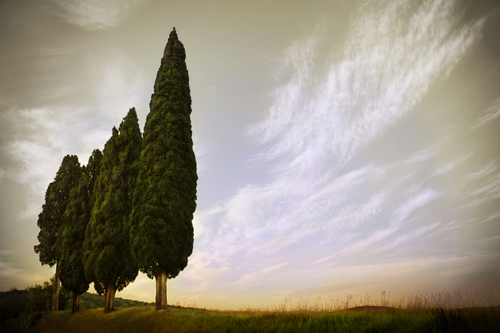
35;155;82;267
34;155;82;311
131;28;197;310
34;29;196;313
83;108;141;312
131;28;197;279
58;149;102;312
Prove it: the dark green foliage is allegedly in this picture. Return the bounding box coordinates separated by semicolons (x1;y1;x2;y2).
83;108;141;295
34;155;82;267
25;279;71;313
0;286;152;319
0;289;29;321
0;312;46;333
131;28;197;280
78;293;154;310
57;150;103;304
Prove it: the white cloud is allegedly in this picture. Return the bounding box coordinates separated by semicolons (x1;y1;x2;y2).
0;261;50;290
374;222;440;253
403;145;441;165
48;0;148;30
250;0;484;176
481;211;500;224
452;162;500;212
233;263;288;287
1;106;107;220
0;261;23;277
431;152;472;177
191;0;486;295
327;190;386;230
0;45;146;221
465;171;500;209
4;107;99;180
472;97;500;130
393;188;440;223
337;225;401;257
465;162;497;180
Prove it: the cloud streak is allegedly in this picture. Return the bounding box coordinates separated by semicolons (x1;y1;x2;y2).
190;0;486;297
48;0;147;30
0;42;147;220
250;0;484;172
472;97;500;130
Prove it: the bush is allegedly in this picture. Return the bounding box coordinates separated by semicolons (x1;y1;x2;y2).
0;288;29;321
26;279;71;313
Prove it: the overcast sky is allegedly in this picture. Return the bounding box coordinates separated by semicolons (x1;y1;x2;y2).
1;0;500;310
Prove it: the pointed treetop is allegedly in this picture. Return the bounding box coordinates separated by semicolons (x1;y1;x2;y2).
169;28;178;41
121;107;139;129
166;27;183;54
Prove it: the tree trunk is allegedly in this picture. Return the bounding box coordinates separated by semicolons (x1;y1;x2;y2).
72;292;80;313
52;263;60;311
155;271;168;311
104;284;116;313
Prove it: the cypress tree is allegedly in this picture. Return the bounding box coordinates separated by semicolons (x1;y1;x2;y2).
83;108;141;313
34;155;82;311
57;149;102;313
131;28;197;311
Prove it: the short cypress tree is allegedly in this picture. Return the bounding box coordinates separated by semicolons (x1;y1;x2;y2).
57;149;102;313
34;155;82;311
131;28;197;311
83;108;141;313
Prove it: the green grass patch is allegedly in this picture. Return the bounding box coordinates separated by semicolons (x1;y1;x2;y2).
30;306;500;333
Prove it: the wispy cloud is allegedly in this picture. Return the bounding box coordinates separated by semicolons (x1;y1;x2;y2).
472;97;500;130
0;262;23;278
249;0;484;174
0;106;105;219
431;152;472;177
327;190;386;230
0;261;48;289
2;108;81;191
0;47;146;221
233;263;288;287
463;170;500;210
393;188;440;223
48;0;148;30
374;222;440;253
192;0;486;297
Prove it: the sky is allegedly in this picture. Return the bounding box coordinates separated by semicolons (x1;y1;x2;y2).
1;0;500;310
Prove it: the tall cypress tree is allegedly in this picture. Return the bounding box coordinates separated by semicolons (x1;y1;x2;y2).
34;155;82;311
83;108;141;313
131;28;197;311
57;149;102;313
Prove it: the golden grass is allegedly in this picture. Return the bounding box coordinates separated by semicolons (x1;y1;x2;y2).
26;289;500;333
235;289;499;313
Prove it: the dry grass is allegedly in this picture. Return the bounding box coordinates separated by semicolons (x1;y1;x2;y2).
23;289;500;333
235;289;499;313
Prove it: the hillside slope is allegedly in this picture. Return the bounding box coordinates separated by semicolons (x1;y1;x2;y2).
30;306;500;333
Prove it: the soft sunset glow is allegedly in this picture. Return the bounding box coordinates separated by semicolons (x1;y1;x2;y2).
1;0;499;310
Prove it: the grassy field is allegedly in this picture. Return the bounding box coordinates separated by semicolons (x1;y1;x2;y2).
1;289;498;332
27;305;500;333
